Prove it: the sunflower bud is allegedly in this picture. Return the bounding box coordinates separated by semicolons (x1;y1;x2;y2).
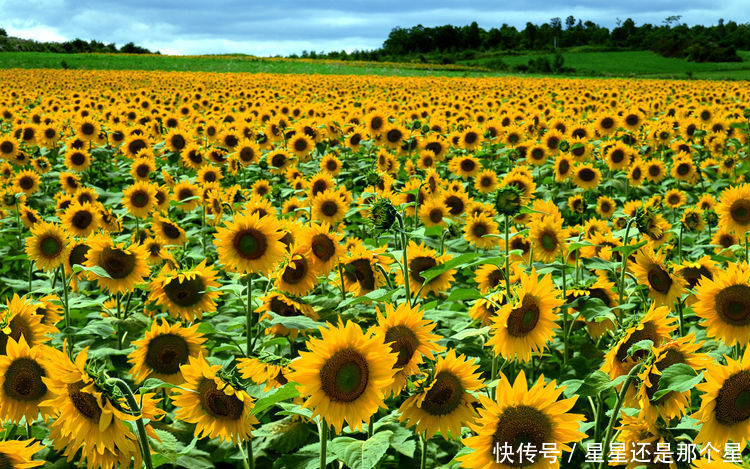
635;206;661;239
703;208;718;226
494;185;523;216
365;170;383;188
371;197;397;231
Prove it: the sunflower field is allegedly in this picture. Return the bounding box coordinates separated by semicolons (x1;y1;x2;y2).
0;68;749;469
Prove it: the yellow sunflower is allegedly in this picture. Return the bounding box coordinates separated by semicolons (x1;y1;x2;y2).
396;241;455;298
398;349;483;439
717;184;750;235
256;292;319;339
149;260;222;321
311;188;350;225
463;213;499;249
84;236;151;294
289;320;397;433
214;211;286;274
299;222;344;274
0;439;44;469
571;163;602;190
151;215;186;246
122;181;157;218
173;354;259;444
61;202;100;237
370;302;444;396
529;216;567;262
25;221;69;272
340;246;388;297
631;246;686;307
0;336;57;424
274;245;320;296
693;262;750;346
487;269;563;363
459;370;586;469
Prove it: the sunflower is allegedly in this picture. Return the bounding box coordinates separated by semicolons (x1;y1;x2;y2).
290;320;397;433
42;346;146;469
172;180;201;212
13;170;41;196
441;188;470;218
128;318;206;385
529;216;567;262
611;414;670;469
149;260;221;321
571;163;601;190
340;246;388;297
0;439;44;469
474;262;519;294
214;211;286;274
459;127;483;150
150;215;186;246
64;148;91;172
672;154;697;182
399;349;483;439
637;334;711;424
526;144;548;166
419;196;449;227
311;189;349;225
256;292;319;339
172;354;258;444
365;112;387;136
459;370;586;469
397;241;455;298
487;269;562;363
298;222;344;274
463;213;499;249
370;302;443;396
717;184;750;235
0;136;18;159
62;202;100;237
631;246;686;307
692;346;750;450
449;155;481;179
664;188;687;209
84;236;151;294
122;181;157;218
25;221;69;272
602;303;678;379
553;154;573;182
267;149;293;173
274;245;320;296
237;357;292;391
0;335;57;424
693;262;750;346
1;294;53;354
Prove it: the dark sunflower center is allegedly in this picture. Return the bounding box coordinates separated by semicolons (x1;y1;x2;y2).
203;171;217;183
677;163;690;176
715;370;750;425
729;200;750;225
71;210;93;230
601;117;614;129
506;294;541;337
545;136;559;150
281;257;308;285
321;200;339;217
270;297;301;317
145;333;190;375
384;325;419;369
131;190;149;208
129;139;147;154
312;180;328;195
271;153;286;167
429;208;443;223
81;122;95;135
611;149;625;163
69;244;90;268
163;275;206;308
71;152;86;166
320;348;369;402
460;159;475;172
578;168;596;182
198;378;244;420
67;381;102;422
715;285;750;326
233;229;268;260
161;222;181;240
239;147;255;162
487;269;504;288
631;167;642;180
0;317;34;355
40;235;63;257
681;266;712;289
0;141;13;154
587;288;612;308
626;114;639;126
445;195;465;216
616;322;658;363
293;138;308;152
647;266;673;294
100;247;137;279
464;132;478;144
0;452;12;469
419;371;464;416
224;135;238;147
571;145;585;157
386;129;403;143
348;258;376;290
371;116;384;130
19;176;34;189
410;256;438;284
539;231;557;252
649;165;661;177
472;222;488;238
311;234;335;262
3;357;46;401
645;349;686;402
492;405;552;467
558;159;571;174
170;134;186;150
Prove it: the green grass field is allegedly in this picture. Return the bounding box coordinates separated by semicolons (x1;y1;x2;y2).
0;50;749;80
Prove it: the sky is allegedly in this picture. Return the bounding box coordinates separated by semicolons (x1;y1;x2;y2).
1;0;747;56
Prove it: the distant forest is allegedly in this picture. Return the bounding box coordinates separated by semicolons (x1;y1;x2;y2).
0;28;155;54
294;17;750;63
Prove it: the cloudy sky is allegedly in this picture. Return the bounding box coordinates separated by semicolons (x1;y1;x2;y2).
1;0;747;56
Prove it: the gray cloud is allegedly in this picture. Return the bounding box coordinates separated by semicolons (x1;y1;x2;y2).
1;0;747;55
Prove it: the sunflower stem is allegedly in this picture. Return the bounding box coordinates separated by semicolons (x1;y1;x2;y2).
107;378;154;469
504;215;512;301
28;260;33;294
59;267;72;356
319;419;329;469
395;213;411;306
337;264;347;301
677;299;685;337
246;275;254;357
597;363;641;469
489;354;498;400
678;224;683;264
618;218;636;319
561;255;568;366
246;439;255;469
420;432;428;469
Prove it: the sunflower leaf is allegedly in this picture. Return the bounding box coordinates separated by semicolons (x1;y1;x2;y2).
73;264;113;279
265;311;321;330
251;382;301;415
652;364;704;401
418;252;478;284
627;339;654;357
329;430;393;469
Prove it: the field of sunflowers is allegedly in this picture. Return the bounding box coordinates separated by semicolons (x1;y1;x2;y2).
0;68;749;469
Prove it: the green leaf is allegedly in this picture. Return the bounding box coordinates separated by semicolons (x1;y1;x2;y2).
251;382;300;415
73;264;112;279
565;370;628;397
450;326;490;340
339;288;396;308
627;340;654;357
329;431;393;469
652;364;705;401
418;252;478;284
265;311;320;330
446;288;481;302
612;240;647;258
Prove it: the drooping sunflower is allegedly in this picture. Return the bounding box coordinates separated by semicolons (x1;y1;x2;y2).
173;354;259;444
0;336;56;424
214;211;286;274
396;241;455;298
717;184;750;235
61;202;100;237
290;320;397;433
637;334;711;424
84;236;151;294
399;349;483;439
631;246;686;307
0;439;44;469
128;318;206;385
149;260;222;321
693;262;750;346
487;269;563;363
25;221;69;272
602;302;678;379
459;370;586;469
463;213;499;249
692;346;750;450
370;302;444;396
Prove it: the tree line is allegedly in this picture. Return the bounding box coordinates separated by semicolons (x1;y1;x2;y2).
0;28;155;54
